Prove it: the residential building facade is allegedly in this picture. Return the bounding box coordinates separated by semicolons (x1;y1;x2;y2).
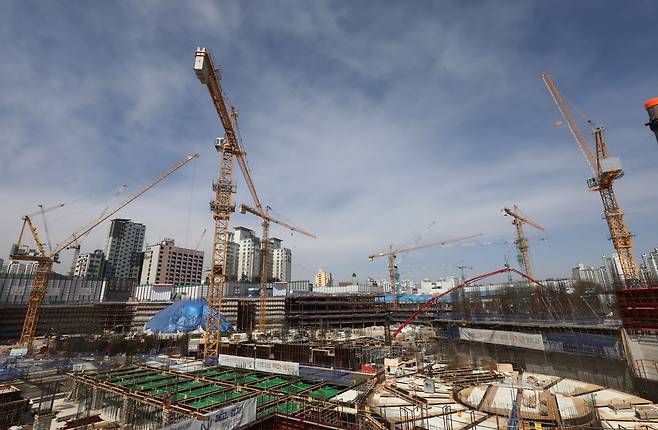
140;239;204;285
73;250;105;278
103;219;145;279
272;247;292;282
314;269;333;287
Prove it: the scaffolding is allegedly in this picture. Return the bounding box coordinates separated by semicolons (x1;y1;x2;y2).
69;362;378;429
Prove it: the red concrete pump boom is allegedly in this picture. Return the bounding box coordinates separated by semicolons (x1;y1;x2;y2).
391;266;545;337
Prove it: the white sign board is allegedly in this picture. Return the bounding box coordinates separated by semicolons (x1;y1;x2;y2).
202;397;257;430
159;397;257;430
459;327;544;351
217;354;299;376
9;348;28;358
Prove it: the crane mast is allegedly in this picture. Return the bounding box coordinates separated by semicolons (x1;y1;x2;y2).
11;153;199;349
368;233;482;308
239;203;316;332
194;47;265;357
502;205;544;279
542;74;639;283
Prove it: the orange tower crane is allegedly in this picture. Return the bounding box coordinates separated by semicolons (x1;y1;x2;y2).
10;153;199;350
542;74;639;283
368;233;482;309
502;205;544;279
239;204;316;333
194;47;266;358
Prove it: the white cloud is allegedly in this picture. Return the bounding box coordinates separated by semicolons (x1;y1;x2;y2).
1;2;657;285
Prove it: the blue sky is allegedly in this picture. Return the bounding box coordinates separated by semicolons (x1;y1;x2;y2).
1;1;657;283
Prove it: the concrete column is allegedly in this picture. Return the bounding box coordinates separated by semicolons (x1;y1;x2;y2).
91;387;103;412
162;407;173;427
121;395;133;430
33;413;55;430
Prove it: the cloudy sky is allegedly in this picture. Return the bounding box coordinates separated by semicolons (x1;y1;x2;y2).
1;1;657;283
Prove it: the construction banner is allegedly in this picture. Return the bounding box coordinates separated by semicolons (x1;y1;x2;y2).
158;397;257;430
202;397;257;430
459;327;544;351
217;354;299;376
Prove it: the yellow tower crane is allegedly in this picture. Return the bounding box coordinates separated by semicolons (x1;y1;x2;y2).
368;233;482;309
542;74;639;284
10;153;199;350
239;204;316;333
194;47;266;358
502;205;544;279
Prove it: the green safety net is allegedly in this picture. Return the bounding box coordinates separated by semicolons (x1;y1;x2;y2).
252;377;287;390
277;382;312;394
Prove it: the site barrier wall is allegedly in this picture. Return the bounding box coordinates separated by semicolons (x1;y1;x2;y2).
441;326;622;359
0;274;105;305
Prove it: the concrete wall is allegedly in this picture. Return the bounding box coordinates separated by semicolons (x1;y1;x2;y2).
444;337;634;391
623;331;658;382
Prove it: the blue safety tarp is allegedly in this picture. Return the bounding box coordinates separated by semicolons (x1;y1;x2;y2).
376;294;436;303
145;300;232;334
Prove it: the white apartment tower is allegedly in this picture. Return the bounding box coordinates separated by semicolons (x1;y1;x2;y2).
641;248;658;283
74;250;105;278
103;219;145;279
140;239;204;285
270;238;292;282
226;227;293;283
234;227;262;282
602;253;624;286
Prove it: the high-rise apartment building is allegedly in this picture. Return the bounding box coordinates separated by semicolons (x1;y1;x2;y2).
270;238;292;282
103;219;146;279
602;253;624;286
73;250;105;278
221;227;294;283
572;262;607;287
641;248;658;283
238;235;261;282
272;248;292;282
314;269;332;287
224;231;239;281
140;239;204;285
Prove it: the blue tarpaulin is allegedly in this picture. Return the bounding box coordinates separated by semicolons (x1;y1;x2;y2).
376;294;438;303
145;300;232;334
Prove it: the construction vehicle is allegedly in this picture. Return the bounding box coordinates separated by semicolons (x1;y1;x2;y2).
368;233;482;309
542;74;639;283
239;204;316;333
10;153;199;350
194;47;266;358
502;205;544;279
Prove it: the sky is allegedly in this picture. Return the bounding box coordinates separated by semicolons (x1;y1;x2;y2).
1;1;657;283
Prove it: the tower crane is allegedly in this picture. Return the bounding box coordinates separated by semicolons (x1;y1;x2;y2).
10;153;199;350
502;205;544;279
239;204;316;333
368;233;482;309
542;74;639;283
194;47;266;358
